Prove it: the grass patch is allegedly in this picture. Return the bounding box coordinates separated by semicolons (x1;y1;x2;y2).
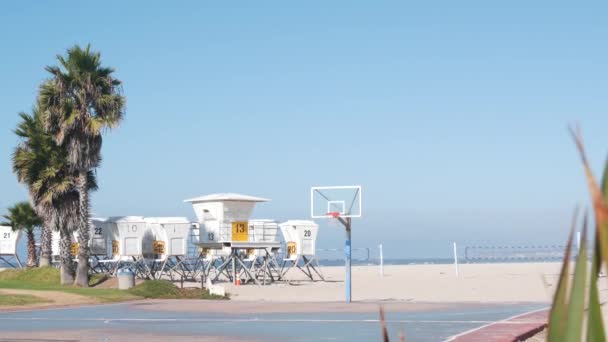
0;294;51;306
0;267;139;302
0;267;110;287
0;268;227;302
0;267;59;284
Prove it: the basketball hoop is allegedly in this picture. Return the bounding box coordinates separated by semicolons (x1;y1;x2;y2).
328;212;341;218
326;212;341;228
311;185;362;303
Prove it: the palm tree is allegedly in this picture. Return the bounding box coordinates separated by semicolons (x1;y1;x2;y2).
35;181;97;285
39;45;125;286
44;192;80;284
1;202;42;267
13;108;57;267
37;174;99;285
13;106;99;284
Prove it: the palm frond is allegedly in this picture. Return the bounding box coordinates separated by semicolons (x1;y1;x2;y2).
569;125;608;268
547;128;608;341
547;208;577;340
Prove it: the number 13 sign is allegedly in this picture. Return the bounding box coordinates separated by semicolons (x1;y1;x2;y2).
231;222;248;241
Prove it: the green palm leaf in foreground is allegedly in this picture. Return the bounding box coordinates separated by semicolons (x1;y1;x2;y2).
547;211;576;341
547;216;602;342
570;127;608;272
546;128;607;341
564;220;587;342
587;237;606;342
587;156;608;342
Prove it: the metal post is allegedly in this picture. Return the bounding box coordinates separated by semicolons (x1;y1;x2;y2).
453;242;459;277
345;217;352;303
379;243;384;278
232;250;237;285
335;216;352;303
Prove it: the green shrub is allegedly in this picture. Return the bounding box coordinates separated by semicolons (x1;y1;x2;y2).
128;280;227;300
128;280;180;298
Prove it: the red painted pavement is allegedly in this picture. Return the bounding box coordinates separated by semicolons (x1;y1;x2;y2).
448;308;549;342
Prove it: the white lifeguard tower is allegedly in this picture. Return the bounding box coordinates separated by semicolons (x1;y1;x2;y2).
144;217;196;280
50;218;113;271
103;216;154;278
184;193;282;285
89;218;111;255
0;226;23;268
279;220;324;281
81;218;114;272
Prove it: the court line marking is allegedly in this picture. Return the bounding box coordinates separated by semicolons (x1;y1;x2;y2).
444;306;549;341
0;317;547;324
0;300;131;314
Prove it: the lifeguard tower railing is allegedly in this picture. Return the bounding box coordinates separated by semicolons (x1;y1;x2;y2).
217;221;279;243
187;226;201;258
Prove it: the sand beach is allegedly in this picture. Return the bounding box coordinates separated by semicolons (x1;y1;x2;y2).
221;262;604;303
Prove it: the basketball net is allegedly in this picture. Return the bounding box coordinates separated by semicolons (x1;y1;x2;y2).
327;212;341;228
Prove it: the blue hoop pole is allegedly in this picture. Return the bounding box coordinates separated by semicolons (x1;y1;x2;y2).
345;232;351;303
334;215;353;303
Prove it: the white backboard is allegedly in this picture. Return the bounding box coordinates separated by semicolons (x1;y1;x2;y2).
311;185;362;218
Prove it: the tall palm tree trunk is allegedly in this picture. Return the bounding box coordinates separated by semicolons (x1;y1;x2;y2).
38;224;52;267
59;228;75;285
26;230;37;267
74;172;90;287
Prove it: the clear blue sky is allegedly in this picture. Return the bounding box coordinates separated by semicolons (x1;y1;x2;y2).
1;1;607;258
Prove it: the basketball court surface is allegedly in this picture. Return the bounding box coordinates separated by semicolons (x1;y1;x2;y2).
0;300;547;341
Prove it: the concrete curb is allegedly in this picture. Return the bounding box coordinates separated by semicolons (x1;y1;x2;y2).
514;322;547;341
447;308;549;342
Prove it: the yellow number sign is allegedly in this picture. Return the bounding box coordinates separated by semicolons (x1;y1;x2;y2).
112;240;119;256
287;241;297;257
199;247;211;259
70;243;79;256
153;241;165;254
232;221;248;241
